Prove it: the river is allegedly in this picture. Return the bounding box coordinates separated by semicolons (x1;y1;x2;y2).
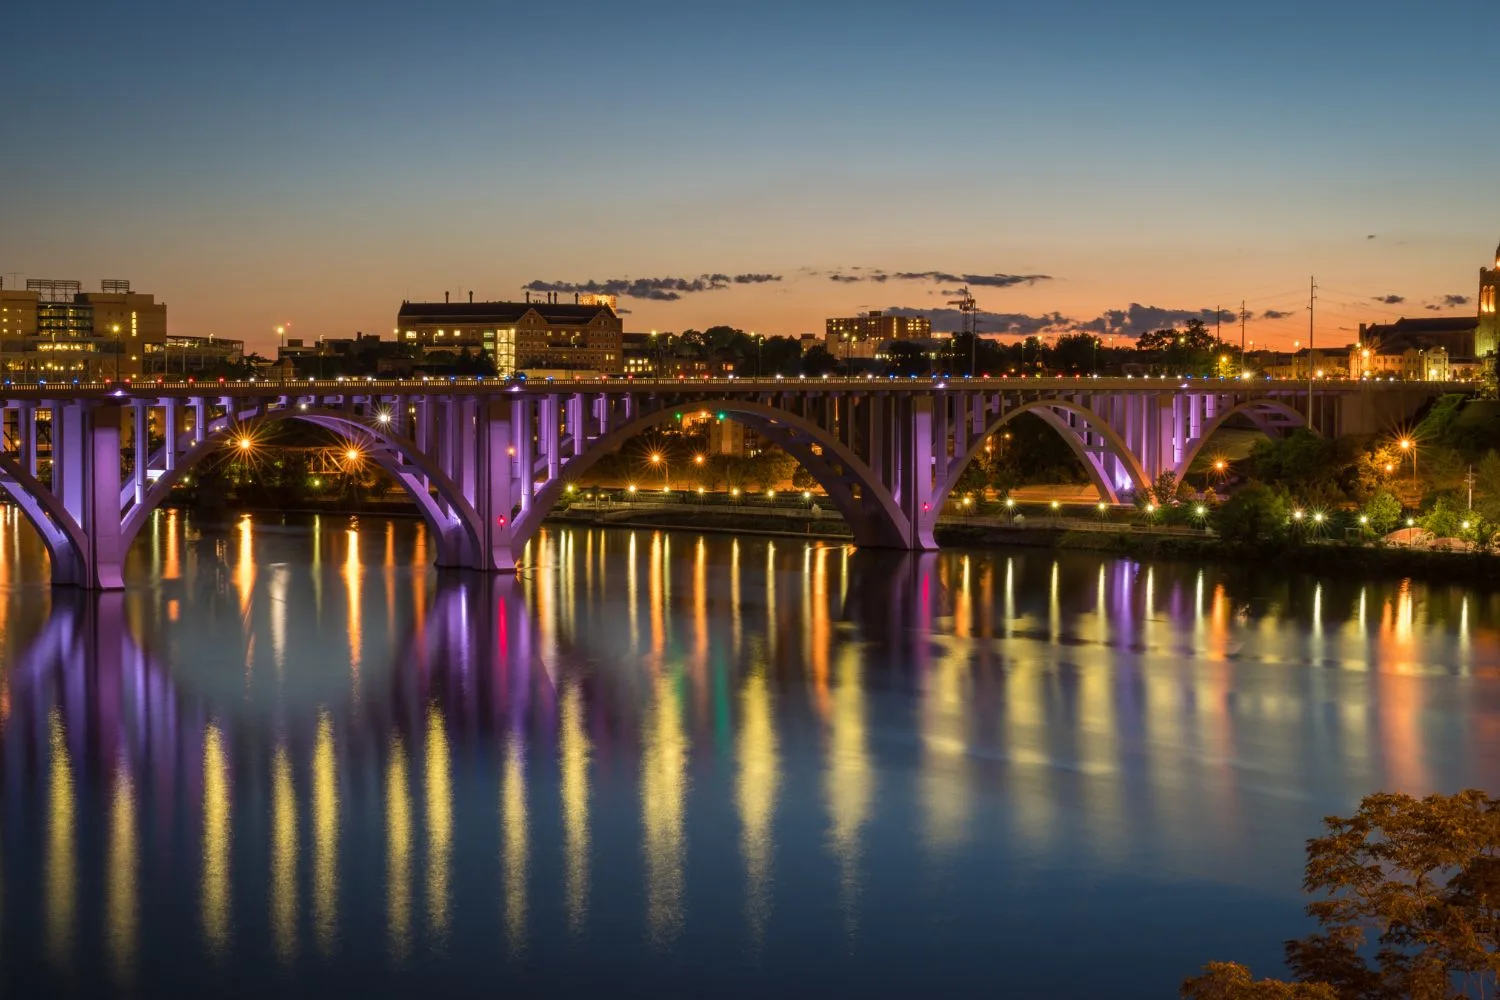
0;508;1496;997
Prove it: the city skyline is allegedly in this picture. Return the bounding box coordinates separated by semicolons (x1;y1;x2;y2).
5;0;1498;351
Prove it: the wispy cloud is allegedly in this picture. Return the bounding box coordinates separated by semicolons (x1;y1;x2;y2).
825;269;1051;288
1261;309;1294;320
522;273;781;301
1372;294;1405;305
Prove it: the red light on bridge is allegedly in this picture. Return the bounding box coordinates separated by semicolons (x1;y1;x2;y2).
496;515;507;526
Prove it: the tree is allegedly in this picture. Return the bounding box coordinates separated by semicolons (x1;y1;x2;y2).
1151;470;1192;508
1420;495;1463;539
1049;333;1101;374
1475;451;1500;523
1360;491;1403;535
1248;431;1355;506
882;341;927;377
1212;482;1292;549
1181;963;1337;1000
1351;446;1402;501
801;345;839;377
1284;790;1500;999
1189;790;1500;999
1136;319;1220;374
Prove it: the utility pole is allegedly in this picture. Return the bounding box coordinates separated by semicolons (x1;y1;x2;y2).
1239;300;1248;375
1307;276;1317;426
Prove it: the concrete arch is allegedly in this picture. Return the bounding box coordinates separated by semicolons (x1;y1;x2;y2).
0;454;89;586
512;398;915;555
1173;398;1308;480
120;406;486;569
937;398;1150;508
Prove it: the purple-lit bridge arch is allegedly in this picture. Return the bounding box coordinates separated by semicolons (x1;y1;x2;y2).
0;375;1451;588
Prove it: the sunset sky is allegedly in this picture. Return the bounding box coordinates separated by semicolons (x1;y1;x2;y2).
5;0;1499;352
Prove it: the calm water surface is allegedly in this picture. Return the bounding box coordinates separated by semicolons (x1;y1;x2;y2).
0;508;1498;998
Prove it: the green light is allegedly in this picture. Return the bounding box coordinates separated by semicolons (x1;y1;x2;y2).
716;411;726;420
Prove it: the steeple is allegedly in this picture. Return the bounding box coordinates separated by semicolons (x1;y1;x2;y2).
1493;239;1499;269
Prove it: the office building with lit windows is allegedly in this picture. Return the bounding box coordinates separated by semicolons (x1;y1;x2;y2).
825;310;932;343
395;293;624;375
0;277;167;378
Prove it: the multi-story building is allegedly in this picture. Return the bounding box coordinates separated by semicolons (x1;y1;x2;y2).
1350;240;1500;381
1351;317;1480;381
0;283;39;339
143;334;244;375
395;292;623;375
825;310;932;344
0;278;167;378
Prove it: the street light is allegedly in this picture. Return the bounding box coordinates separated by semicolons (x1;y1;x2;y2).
1399;437;1416;488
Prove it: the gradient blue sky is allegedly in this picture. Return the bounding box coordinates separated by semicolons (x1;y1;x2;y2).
4;0;1498;351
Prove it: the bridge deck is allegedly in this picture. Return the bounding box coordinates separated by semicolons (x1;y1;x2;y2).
0;374;1465;400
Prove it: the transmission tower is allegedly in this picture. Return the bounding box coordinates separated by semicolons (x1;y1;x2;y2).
948;286;978;373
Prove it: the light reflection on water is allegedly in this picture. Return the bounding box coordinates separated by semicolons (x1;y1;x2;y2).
1;510;1500;997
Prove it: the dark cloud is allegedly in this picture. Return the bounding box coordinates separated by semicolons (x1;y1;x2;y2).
1261;309;1294;320
884;306;1070;335
1372;294;1405;305
1367;234;1377;240
1442;294;1471;307
522;273;780;301
894;271;1052;288
825;269;1050;287
888;302;1256;337
1076;304;1229;337
1425;305;1442;311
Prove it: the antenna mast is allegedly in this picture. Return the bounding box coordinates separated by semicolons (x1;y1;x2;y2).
948;286;978;374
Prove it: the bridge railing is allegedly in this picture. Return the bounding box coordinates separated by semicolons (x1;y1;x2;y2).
0;373;1476;395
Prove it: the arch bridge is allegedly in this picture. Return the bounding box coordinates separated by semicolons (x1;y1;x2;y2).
0;376;1449;588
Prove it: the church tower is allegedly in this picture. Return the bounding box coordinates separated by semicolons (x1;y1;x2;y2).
1478;240;1500;359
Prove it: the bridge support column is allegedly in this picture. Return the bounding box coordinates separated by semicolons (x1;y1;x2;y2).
133;403;149;506
21;405;38;478
55;402;126;590
899;396;938;550
164;399;180;472
476;401;518;573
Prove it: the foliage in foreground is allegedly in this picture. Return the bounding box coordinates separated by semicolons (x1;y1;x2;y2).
1182;790;1500;999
